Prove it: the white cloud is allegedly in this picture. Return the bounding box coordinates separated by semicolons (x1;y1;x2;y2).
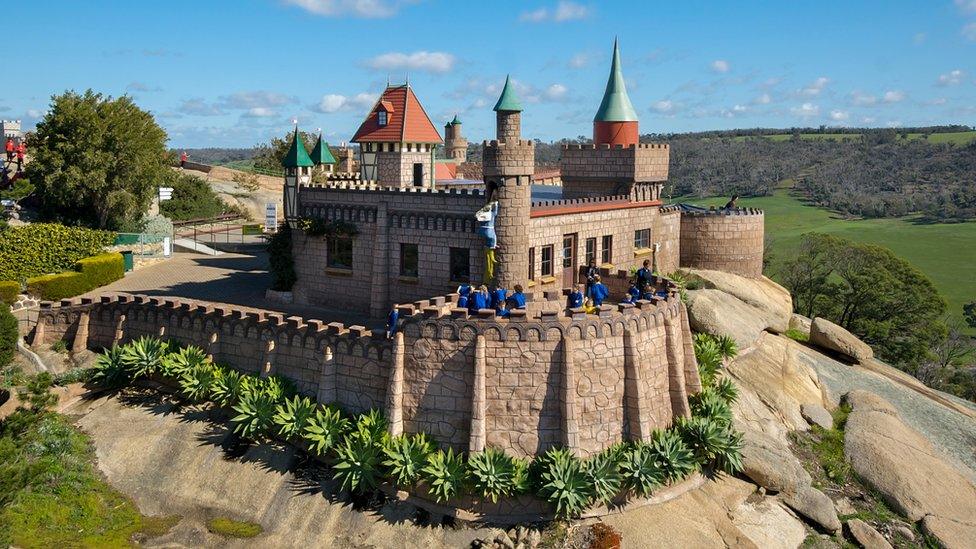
801;77;830;96
543;83;568;101
956;0;976;13
937;69;965;86
790;102;819;117
177;98;224;116
219;91;294;109
652;100;674;114
710;60;730;73
26;109;43;118
519;1;590;22
365;51;455;73
753;93;772;105
861;116;876;124
964;22;976;41
568;52;590;69
850;91;877;106
314;92;378;113
282;0;404;18
243;107;275;118
829;110;849;121
883;90;905;103
886;120;903;128
732;104;746;113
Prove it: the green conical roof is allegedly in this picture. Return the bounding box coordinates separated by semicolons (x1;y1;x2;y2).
493;75;522;112
450;114;462;125
594;39;638;122
282;128;314;168
310;133;337;165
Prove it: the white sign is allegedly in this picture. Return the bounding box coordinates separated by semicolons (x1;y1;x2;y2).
163;236;172;257
158;187;174;201
265;203;278;232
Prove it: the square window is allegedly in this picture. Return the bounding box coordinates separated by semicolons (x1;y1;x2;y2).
327;237;353;269
378;111;388;126
400;243;418;277
449;247;470;282
585;237;597;266
541;245;554;277
601;235;613;264
634;229;650;250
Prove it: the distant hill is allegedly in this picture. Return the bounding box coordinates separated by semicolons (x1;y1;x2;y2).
172;148;258;166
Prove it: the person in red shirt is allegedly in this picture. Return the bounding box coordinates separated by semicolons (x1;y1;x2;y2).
180;151;188;169
16;142;25;171
4;138;13;162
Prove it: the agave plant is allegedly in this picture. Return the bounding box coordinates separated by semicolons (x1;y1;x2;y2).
715;334;738;359
649;429;697;482
273;395;317;441
179;363;217;402
333;431;383;495
536;447;593;518
712;427;744;474
304;406;351;457
467;447;516;503
511;456;532;495
676;416;728;468
422;447;467;503
255;375;296;402
712;376;739;405
690;389;733;426
585;444;625;505
693;333;723;388
210;367;250;407
160;345;209;379
382;433;434;488
91;345;131;388
354;409;389;445
619;443;665;497
121;336;166;379
231;390;277;440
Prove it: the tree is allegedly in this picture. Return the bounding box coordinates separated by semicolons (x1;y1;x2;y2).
964;301;976;329
252;130;316;173
26;90;169;230
159;173;230;221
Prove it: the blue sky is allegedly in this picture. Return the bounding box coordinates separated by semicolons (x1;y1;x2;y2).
5;0;976;148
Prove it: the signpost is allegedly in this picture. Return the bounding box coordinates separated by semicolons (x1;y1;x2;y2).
158;187;174;201
265;203;278;233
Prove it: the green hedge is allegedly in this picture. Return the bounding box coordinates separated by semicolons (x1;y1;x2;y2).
0;281;19;304
0;224;116;282
0;304;17;368
26;253;124;301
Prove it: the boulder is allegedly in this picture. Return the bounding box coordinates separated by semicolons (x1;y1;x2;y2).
921;515;976;549
730;497;807;549
685;289;769;349
846;519;892;549
844;391;976;538
684;269;793;333
801;403;834;430
789;314;812;335
781;486;842;533
727;333;826;432
809;318;873;363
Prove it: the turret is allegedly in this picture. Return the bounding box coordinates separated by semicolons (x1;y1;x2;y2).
483;77;533;289
309;132;337;175
593;39;639;146
281;127;313;228
494;75;522;141
444;114;467;162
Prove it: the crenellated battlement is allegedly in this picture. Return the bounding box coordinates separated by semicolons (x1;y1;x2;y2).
560;142;669;151
679;207;765;278
300;181;485;197
679;206;764;217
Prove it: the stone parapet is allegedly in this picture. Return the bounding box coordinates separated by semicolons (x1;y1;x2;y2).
679;207;765;278
482;139;535;178
560;143;669;185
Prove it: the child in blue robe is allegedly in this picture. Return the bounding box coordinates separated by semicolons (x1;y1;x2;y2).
456;284;472;309
568;285;585;309
588;275;610;307
386;306;399;339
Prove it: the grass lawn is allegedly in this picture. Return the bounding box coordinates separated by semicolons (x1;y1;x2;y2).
678;186;976;332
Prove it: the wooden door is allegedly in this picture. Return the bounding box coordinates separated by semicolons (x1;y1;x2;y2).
562;233;578;288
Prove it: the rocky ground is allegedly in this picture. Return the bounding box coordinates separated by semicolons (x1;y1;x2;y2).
14;267;975;548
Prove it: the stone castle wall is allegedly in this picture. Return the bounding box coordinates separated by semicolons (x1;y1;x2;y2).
679;208;765;278
376;149;432;188
33;288;701;459
560;144;669;198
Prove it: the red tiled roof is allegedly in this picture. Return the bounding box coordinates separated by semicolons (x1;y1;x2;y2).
434;161;458;180
351;85;442;144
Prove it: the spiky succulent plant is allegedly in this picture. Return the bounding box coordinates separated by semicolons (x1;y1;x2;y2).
382;432;434;488
231;390;277;440
273;394;317;441
649;429;697;482
333;430;384;495
304;406;351;457
121;336;166;379
422;447;467;503
536;447;593;518
620;443;665;497
92;345;130;388
467;447;517;503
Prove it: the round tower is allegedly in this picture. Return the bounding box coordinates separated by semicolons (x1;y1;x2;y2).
593;39;639;146
444;114;467;162
281;127;314;228
483;77;533;289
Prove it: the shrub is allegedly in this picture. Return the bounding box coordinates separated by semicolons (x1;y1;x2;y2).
467;447;517;503
422;447;467;503
0;304;17;369
210;367;249;407
332;430;384;495
231;390;278;440
712;377;738;404
91;345;130;388
25;253;123;300
382;433;434;488
676;416;744;474
159;173;229;221
253;375;295;402
693;333;724;388
121;336;166;379
0;280;19;304
352;409;388;446
536;448;593;518
690;389;733;426
75;253;124;288
160;345;208;379
272;395;316;441
0;224;115;282
304;406;351;456
648;430;696;483
715;335;738;358
619;443;664;497
585;444;625;505
179;363;217;402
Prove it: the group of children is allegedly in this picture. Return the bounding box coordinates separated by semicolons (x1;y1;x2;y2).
2;138;26;176
457;283;527;317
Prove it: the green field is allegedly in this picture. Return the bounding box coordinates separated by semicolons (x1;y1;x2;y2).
731;131;976;145
681;187;976;332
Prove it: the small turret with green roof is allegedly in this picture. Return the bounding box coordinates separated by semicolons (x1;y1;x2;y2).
281;127;314;168
309;133;337;165
493;75;522;113
450;114;462;125
594;38;638;122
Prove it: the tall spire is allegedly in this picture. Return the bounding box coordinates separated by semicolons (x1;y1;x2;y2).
594;38;638;122
282;127;314;168
493;75;523;113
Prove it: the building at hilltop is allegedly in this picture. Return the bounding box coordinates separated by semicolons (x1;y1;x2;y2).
285;41;764;318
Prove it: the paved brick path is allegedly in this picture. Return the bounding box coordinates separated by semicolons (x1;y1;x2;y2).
83;252;370;326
